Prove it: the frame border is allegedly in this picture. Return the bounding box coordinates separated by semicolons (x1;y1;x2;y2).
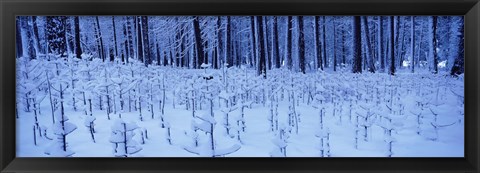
1;0;479;172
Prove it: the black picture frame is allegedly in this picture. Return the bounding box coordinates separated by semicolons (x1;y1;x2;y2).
1;0;479;172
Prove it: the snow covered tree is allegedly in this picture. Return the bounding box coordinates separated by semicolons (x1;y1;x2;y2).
184;110;241;157
84;116;96;143
46;16;67;58
450;17;464;76
109;119;142;157
270;124;290;157
19;16;37;59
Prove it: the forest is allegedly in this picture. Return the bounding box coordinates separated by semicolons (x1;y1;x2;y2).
16;16;464;157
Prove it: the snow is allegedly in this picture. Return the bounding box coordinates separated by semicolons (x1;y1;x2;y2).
215;144;241;156
83;116;96;126
438;60;447;68
16;59;464;157
200;63;211;68
52;122;77;135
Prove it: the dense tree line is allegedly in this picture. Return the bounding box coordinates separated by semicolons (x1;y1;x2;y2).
16;16;464;76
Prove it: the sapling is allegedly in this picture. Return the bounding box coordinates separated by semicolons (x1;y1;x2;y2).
29;87;47;145
45;59;77;157
232;112;247;144
17;57;43;113
185;111;241;157
184;126;200;147
312;91;326;128
410;106;423;135
133;79;145;121
66;56;80;111
220;105;237;137
354;117;362;150
149;79;155;120
109;119;142;157
315;127;330;157
77;57;99;116
378;115;396;157
270;124;290;157
164;123;172;145
188;80;198;118
44;112;78;157
84;116;96;143
285;78;300;134
325;128;331;157
100;67;115;120
112;76;136;118
268;90;276;132
138;127;149;144
160;73;167;119
429;121;457;141
45;70;56;124
356;108;375;141
237;99;252;133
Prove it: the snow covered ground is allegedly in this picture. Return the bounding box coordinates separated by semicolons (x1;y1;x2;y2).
16;59;464;157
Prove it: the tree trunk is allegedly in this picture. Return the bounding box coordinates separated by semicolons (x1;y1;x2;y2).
394;16;400;69
315;16;323;70
352;16;362;73
265;17;271;70
136;16;144;62
257;16;266;78
155;36;161;66
66;17;75;55
332;18;337;72
273;16;281;68
342;21;346;65
95;16;105;61
450;18;464;76
193;16;206;68
298;16;306;74
378;16;385;72
389;16;395;75
20;16;36;59
410;16;415;73
322;16;327;68
126;16;135;59
250;16;257;68
112;16;119;60
123;17;129;64
141;16;151;65
31;16;43;55
74;16;82;59
399;18;407;67
215;16;222;69
16;18;23;58
286;16;293;70
362;17;376;73
432;16;438;74
226;16;232;67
